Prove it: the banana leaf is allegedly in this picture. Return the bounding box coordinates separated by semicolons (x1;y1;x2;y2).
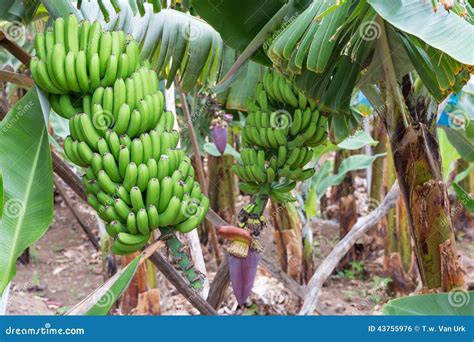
452;183;474;213
315;153;386;199
368;0;474;65
337;130;378;150
0;0;41;21
0;88;54;295
0;171;3;220
441;126;474;162
67;256;140;315
224;61;265;112
383;291;474;315
193;0;311;66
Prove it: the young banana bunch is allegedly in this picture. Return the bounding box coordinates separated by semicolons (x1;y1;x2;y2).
234;70;328;204
31;16;209;257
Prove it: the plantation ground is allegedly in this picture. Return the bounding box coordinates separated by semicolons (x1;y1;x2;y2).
6;186;474;315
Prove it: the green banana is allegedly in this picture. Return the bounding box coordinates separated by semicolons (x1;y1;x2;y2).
126;212;138;235
51;44;69;90
146;178;160;208
65;14;79;53
97;169;117;195
75;51;90;92
136;163;150;191
118;232;150;245
147;205;160;229
130;186;145;211
158;196;181;227
157;176;173;213
126;109;142;138
107;221;127;237
64;52;81;93
114;197;131;221
101;54;118;87
136;208;149;235
123;162;138;191
103;152;122;182
131;138;144;165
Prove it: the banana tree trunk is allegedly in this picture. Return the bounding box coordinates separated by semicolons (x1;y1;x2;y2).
376;18;465;292
384;144;416;294
269;200;304;283
369;117;387;238
120;252;154;314
334;150;358;268
208;154;237;225
390;125;465;290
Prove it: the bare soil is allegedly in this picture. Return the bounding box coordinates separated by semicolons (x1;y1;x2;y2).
6;189;474;316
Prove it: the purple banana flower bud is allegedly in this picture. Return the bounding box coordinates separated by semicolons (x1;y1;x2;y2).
228;250;260;306
223;113;233;122
211;124;227;155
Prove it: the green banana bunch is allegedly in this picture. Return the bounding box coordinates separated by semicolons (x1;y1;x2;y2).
260;72;316;111
236;70;328;204
30;15;139;98
31;17;209;256
65;111;208;256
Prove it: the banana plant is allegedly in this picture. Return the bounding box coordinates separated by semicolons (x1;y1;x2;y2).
193;0;474;301
0;0;220;306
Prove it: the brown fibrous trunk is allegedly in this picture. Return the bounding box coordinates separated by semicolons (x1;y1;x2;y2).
391;124;465;291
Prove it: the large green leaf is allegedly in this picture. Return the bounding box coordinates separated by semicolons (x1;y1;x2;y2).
211;1;307;91
337;130;378;150
316;153;386;198
1;0;41;21
0;171;3;220
330;111;362;143
383;290;474;315
40;0;82;19
441;126;474;162
307;160;333;217
452;183;474;213
357;25;414;87
203;142;241;162
224;61;265;111
193;0;309;66
454;163;474;184
67;256;140;315
368;0;474;65
0;88;54;295
438;128;461;180
138;8;223;91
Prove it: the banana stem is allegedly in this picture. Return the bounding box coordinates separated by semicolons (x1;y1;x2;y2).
160;227;203;290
